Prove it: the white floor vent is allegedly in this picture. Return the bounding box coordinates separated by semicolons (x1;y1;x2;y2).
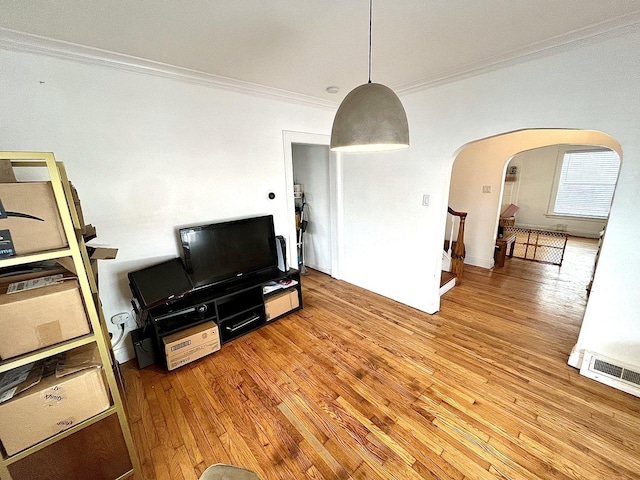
580;351;640;398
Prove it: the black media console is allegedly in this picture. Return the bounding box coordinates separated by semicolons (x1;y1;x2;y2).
131;266;302;370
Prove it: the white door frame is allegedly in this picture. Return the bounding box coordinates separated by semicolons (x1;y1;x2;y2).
283;130;343;279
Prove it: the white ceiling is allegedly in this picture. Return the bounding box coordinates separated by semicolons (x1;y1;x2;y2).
2;0;640;103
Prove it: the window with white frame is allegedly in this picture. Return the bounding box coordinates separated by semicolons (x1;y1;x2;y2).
551;149;620;218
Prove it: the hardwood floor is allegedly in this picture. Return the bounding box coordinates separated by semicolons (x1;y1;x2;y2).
122;237;640;479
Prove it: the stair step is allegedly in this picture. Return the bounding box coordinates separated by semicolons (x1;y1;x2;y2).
440;271;456;288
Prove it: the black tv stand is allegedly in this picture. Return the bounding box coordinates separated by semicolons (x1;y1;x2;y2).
137;268;302;370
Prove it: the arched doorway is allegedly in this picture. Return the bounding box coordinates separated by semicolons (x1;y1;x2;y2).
447;129;621;269
445;128;622;365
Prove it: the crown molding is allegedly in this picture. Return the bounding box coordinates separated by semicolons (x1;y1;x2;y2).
395;13;640;96
3;12;639;104
0;27;337;110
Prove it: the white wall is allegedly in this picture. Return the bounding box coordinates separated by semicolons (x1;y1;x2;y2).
3;25;640;373
399;29;640;369
338;27;640;368
0;48;333;362
292;144;332;274
504;145;610;238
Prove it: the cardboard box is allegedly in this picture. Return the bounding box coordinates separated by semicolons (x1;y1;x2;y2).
88;247;118;261
265;288;299;321
163;322;220;356
56;246;118;287
0;274;90;359
163;322;220;370
0;361;44;405
69;183;98;242
166;340;220;371
0;353;109;456
88;247;118;283
69;183;85;231
0;182;68;257
83;224;97;242
500;203;519;218
0;160;17;183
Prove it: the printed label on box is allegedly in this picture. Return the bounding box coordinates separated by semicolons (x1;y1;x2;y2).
7;274;64;294
166;341;219;370
0;364;32;394
0;229;16;258
0;362;34;403
0;361;44;403
170;357;191;369
0;387;17;404
170;339;192;352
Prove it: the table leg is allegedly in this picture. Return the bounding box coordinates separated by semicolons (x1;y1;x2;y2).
495;243;507;267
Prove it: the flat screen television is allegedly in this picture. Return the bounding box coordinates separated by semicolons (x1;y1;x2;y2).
180;215;278;288
128;257;193;310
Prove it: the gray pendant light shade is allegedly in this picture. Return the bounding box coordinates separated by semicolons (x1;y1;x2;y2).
330;0;410;152
330;84;409;152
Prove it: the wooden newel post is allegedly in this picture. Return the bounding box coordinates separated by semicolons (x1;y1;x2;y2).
448;208;467;281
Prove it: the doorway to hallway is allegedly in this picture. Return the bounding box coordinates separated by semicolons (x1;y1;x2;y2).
292;143;332;275
282;130;342;280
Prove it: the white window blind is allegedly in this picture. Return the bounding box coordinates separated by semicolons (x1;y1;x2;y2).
553;150;620;218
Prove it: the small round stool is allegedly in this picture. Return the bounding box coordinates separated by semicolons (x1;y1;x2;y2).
199;464;259;480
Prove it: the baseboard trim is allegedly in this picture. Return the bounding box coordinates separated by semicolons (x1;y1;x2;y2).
568;344;584;369
465;256;495;269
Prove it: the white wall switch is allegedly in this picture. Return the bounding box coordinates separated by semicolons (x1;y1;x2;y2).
422;194;430;206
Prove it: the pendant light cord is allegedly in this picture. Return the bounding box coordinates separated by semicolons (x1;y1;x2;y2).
368;0;372;83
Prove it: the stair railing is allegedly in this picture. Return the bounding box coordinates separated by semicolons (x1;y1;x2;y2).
447;207;467;280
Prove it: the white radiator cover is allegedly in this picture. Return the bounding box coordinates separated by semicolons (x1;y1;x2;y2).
580;351;640;398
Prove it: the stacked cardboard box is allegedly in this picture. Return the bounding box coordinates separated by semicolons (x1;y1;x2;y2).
0;270;90;360
0;345;110;455
265;288;299;321
163;322;220;371
0;182;68;257
0;176;117;359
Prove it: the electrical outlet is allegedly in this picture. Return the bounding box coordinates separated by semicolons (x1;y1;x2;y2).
111;312;130;325
482;185;492;194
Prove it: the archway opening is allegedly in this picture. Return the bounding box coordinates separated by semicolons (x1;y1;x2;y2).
444;128;622;362
447;128;620;269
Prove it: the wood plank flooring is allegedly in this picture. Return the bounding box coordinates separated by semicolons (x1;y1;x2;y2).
122;237;640;479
